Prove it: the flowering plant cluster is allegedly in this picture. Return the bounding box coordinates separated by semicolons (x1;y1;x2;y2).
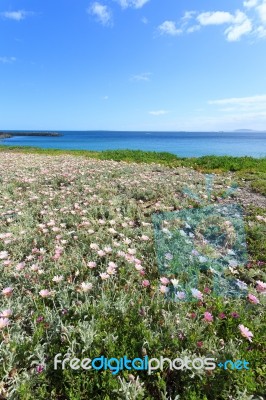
0;152;265;399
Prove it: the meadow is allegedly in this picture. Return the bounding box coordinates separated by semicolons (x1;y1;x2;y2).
0;148;265;400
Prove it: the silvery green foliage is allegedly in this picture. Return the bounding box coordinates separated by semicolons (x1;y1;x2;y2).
114;376;145;399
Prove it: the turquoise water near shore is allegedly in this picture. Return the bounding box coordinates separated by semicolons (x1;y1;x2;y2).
1;131;266;157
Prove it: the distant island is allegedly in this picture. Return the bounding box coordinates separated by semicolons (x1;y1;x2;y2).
0;131;62;139
234;129;266;132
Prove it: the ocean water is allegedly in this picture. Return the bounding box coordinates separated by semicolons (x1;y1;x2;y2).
1;131;266;157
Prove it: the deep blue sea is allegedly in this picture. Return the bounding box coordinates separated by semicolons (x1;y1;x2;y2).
1;131;266;157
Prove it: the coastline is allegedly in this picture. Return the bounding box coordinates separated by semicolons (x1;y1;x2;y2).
0;131;62;139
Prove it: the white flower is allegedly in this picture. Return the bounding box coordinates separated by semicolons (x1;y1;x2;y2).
80;282;93;292
0;251;9;260
52;275;64;283
171;279;179;288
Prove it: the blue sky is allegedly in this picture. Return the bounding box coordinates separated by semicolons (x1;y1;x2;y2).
1;0;266;131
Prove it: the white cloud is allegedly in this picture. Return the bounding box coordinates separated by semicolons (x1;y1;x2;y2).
0;57;16;63
131;72;151;81
88;2;113;26
257;1;266;23
187;25;201;33
115;0;150;9
256;25;266;36
209;94;266;106
0;10;29;21
197;11;234;25
244;0;258;8
158;2;266;42
158;21;182;36
149;110;169;116
225;18;252;41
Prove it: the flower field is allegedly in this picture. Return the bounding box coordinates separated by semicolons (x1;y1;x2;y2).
0;151;265;400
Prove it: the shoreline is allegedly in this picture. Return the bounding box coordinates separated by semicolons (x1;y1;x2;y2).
0;131;62;139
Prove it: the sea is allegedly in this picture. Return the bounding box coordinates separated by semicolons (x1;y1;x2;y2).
1;131;266;158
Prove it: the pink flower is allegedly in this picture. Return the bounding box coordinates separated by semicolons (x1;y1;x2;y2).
2;287;13;297
141;235;149;241
0;309;12;318
176;291;186;300
108;261;117;269
100;272;109;280
142;280;150;288
159;285;169;294
87;261;96;269
191;288;203;301
203;312;213;322
247;293;259;304
39;289;52;298
0;318;10;329
160;277;170;285
256;280;266;294
97;250;106;257
239;324;253;342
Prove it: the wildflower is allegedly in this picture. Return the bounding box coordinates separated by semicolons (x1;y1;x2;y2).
203;287;211;294
175;291;186;300
160;277;170;285
197;341;203;348
80;282;93;292
191;288;203;301
36;365;45;374
239;324;253;342
247;293;259;304
159;285;169;294
104;246;112;253
190;312;197;319
90;243;99;250
52;275;64;283
106;266;116;275
171;278;179;287
100;272;110;280
231;312;239;318
87;261;96;269
108;261;117;269
235;279;248;290
203;312;213;322
36;316;44;323
128;248;136;255
218;312;226;319
2;287;13;297
142;280;150;287
39;289;52;298
15;262;25;271
256;280;266;294
97;250;106;257
0;309;12;318
0;251;9;259
0;318;10;329
141;235;149;241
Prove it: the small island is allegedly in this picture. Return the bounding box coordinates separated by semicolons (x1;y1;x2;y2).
0;131;62;139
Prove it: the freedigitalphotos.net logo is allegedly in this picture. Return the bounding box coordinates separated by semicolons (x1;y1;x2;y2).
53;354;250;374
152;175;248;301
